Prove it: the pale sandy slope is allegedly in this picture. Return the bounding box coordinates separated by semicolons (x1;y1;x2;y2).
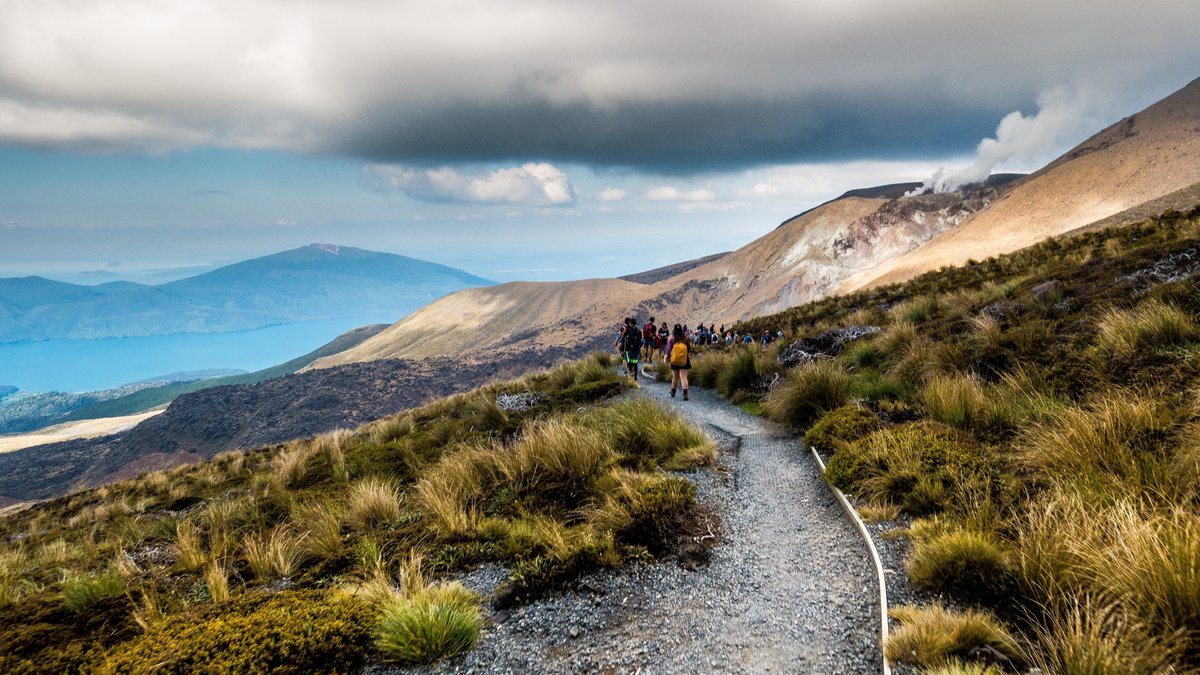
0;408;165;454
840;76;1200;293
311;193;969;366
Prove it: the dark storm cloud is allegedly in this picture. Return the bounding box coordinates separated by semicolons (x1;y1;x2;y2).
341;92;1006;173
1;0;1198;172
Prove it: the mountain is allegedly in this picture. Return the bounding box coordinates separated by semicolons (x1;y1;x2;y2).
0;244;492;342
839;77;1200;293
310;77;1200;372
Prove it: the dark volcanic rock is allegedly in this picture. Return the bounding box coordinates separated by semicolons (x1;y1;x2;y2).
776;325;882;368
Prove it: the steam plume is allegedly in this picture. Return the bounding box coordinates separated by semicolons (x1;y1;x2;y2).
910;87;1107;195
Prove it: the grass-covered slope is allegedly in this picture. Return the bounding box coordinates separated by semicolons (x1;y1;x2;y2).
688;204;1200;672
0;353;714;673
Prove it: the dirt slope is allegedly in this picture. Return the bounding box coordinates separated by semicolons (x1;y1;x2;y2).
841;76;1200;292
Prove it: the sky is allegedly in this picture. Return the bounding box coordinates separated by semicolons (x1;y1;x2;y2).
2;0;1199;284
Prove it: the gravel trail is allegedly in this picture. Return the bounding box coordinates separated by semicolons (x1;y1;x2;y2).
391;376;882;674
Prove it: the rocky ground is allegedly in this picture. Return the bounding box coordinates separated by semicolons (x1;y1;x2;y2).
376;374;885;674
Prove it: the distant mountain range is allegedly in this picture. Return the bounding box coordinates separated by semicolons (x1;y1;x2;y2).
0;244;492;343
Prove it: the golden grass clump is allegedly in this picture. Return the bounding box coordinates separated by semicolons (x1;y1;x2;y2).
920;372;988;430
763;359;852;429
1087;505;1200;651
1095;299;1197;359
1029;599;1184;675
273;440;315;489
346;476;404;531
1018;394;1172;492
174;521;208;570
205;562;232;603
885;604;1022;668
314;428;353;482
242;524;310;581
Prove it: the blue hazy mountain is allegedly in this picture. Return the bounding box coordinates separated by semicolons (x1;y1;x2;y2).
0;244;492;342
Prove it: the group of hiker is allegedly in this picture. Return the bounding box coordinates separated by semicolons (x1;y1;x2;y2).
615;316;692;399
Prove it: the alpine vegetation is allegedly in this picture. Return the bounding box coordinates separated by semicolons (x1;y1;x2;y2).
0;352;714;672
694;205;1200;671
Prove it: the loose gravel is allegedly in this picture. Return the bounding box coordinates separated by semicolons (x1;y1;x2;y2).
378;378;883;674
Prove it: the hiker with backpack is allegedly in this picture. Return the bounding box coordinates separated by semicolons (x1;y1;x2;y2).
642;316;657;362
622;317;643;380
665;323;691;400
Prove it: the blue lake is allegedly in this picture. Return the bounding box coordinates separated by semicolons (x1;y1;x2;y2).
0;317;388;393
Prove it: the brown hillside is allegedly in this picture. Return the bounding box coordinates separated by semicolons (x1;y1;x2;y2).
840;76;1200;293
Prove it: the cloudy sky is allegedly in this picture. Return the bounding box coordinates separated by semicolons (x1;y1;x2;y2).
2;0;1198;283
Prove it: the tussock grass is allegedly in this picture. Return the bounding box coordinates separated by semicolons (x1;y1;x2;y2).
346;477;403;531
763;359;851;429
242;524;309;581
920;372;988;430
1095;299;1196;359
374;582;484;665
295;502;345;560
1089;505;1200;652
1018;395;1173;492
174;521;208;569
885;604;1023;667
60;568;125;615
922;660;1004;675
273;441;314;489
892;295;939;324
315;429;353;482
717;349;762;397
592;399;714;469
205;562;232;603
907;522;1011;600
690;350;734;389
1029;599;1184;675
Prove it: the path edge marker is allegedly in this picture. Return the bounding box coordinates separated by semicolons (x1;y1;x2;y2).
810;446;892;675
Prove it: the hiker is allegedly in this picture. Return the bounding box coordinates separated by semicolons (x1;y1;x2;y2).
657;321;670;361
665;323;691;400
642;316;657;361
622;317;643;380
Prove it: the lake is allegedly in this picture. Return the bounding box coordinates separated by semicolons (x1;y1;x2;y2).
0;317;388;393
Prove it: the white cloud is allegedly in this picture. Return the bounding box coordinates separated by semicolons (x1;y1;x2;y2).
597;187;627;201
645;186;716;202
365;162;575;205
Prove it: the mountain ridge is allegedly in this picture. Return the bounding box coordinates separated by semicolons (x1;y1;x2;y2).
311;77;1200;372
0;244;492;342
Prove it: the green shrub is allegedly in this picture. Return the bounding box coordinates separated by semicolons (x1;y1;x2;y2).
763;360;851;429
374;583;483;665
804;405;881;453
101;591;372;674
